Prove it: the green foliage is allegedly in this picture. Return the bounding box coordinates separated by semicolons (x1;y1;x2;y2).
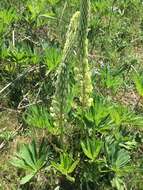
24;106;60;135
133;71;143;97
81;138;102;161
47;0;60;5
1;0;143;189
0;130;15;142
44;47;62;71
100;65;123;92
105;141;131;174
51;152;79;182
0;8;17;35
84;97;143;131
104;139;132;189
111;176;126;190
10;139;48;184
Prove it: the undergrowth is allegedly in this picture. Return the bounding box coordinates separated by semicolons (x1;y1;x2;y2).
1;0;143;190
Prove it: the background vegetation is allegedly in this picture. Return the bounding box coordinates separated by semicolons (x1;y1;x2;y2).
1;0;143;189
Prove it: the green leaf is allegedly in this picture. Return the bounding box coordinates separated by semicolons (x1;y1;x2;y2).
10;157;28;170
115;149;130;169
111;176;126;190
39;13;55;20
81;139;102;161
110;108;121;125
81;140;92;160
133;72;143;96
51;153;78;179
68;159;79;174
47;0;60;5
18;144;35;170
20;173;36;185
28;140;37;164
10;139;48;184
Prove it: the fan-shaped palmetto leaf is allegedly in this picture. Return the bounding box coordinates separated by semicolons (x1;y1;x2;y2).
109;104;143;128
114;149;130;169
10;139;48;184
81;138;102;161
24;105;61;135
51;153;79;182
44;47;62;71
85;97;143;129
105;141;131;175
83;97;113;130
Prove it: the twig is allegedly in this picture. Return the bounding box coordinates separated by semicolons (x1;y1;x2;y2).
0;65;45;95
12;30;15;47
0;142;6;150
17;100;42;110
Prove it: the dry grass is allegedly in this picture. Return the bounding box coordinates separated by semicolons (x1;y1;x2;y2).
0;111;31;189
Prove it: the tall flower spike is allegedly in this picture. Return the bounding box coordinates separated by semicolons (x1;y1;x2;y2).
50;11;80;130
75;0;93;108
